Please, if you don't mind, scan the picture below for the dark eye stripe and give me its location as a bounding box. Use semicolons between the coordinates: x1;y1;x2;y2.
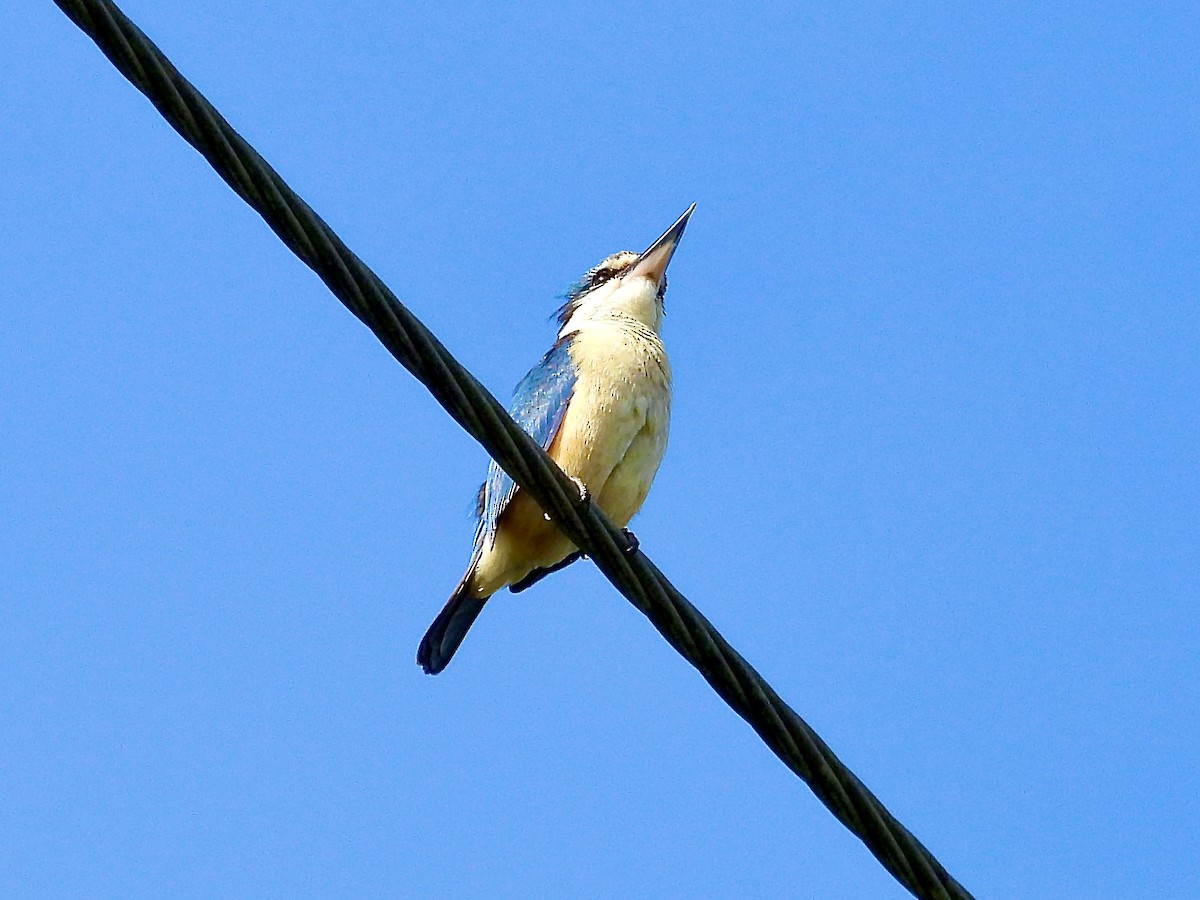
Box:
555;253;637;326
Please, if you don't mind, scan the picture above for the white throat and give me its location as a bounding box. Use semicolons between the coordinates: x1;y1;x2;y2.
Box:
559;274;663;338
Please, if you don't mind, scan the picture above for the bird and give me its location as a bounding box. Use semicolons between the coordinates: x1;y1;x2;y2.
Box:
417;204;695;674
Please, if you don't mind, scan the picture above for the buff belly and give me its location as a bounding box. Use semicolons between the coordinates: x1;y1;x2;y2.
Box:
471;325;670;597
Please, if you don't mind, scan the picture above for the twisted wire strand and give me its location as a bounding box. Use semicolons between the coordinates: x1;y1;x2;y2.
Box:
51;3;974;897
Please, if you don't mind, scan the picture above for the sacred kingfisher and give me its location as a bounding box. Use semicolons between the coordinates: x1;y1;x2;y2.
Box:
417;204;695;674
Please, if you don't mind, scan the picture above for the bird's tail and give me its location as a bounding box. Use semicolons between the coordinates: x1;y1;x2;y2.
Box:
417;572;490;675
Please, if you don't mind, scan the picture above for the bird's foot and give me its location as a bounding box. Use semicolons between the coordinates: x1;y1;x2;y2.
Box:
621;528;640;554
549;475;590;518
543;477;590;522
569;476;590;507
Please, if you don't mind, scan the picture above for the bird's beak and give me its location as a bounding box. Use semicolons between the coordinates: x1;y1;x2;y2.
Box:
628;203;696;287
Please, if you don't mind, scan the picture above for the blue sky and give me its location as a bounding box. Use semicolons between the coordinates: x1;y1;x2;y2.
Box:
4;2;1198;896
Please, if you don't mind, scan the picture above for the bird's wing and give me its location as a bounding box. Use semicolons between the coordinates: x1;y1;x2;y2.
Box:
476;338;577;546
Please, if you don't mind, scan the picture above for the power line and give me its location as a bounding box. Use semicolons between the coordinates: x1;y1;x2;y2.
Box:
50;2;974;897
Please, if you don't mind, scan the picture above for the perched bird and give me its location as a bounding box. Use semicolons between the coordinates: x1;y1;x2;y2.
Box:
417;205;695;674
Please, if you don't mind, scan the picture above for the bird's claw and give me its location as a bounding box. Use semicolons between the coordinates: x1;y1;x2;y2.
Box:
543;477;591;521
569;476;590;507
621;528;640;554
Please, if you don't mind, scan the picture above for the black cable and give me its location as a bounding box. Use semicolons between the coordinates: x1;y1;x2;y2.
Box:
51;3;974;897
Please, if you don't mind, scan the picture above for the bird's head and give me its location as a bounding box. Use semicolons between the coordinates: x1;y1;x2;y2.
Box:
556;204;695;335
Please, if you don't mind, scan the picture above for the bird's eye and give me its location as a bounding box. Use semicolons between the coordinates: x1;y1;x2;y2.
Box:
592;267;614;285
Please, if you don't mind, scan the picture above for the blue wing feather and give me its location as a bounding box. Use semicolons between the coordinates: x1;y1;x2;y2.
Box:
476;338;576;546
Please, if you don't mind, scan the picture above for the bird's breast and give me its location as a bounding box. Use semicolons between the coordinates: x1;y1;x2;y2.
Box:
552;323;671;526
